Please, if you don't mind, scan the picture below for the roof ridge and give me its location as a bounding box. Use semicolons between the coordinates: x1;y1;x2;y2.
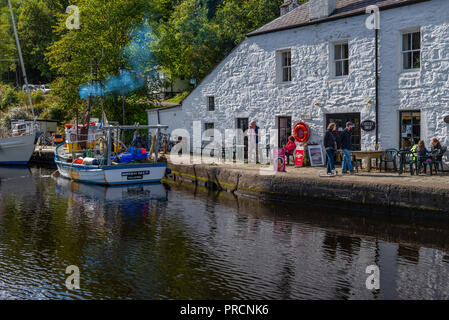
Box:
247;0;430;37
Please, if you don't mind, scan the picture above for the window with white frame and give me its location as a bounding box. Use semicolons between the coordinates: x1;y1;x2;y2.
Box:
333;42;349;77
277;50;292;83
402;30;421;71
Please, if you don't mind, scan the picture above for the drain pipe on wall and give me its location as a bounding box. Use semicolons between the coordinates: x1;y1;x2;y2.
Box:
375;27;379;150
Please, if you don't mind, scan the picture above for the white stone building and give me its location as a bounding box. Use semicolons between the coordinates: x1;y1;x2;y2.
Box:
149;0;449;163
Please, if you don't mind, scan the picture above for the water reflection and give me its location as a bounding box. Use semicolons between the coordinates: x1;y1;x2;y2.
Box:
0;167;449;299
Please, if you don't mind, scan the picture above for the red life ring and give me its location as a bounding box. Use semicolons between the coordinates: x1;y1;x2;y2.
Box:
293;122;310;143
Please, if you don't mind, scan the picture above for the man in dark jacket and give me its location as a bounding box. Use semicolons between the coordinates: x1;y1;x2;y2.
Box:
341;122;355;174
324;123;338;174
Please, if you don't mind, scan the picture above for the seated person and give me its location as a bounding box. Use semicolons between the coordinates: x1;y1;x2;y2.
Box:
401;138;412;150
417;140;432;172
410;138;420;162
284;136;297;157
431;138;443;161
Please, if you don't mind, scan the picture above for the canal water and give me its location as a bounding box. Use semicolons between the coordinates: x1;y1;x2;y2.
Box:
1;166;449;300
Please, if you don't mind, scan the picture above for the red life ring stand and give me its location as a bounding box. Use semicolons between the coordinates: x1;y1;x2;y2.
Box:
293;121;310;143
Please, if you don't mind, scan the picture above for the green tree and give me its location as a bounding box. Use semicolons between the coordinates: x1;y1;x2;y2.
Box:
215;0;285;52
0;2;18;77
17;0;56;83
154;0;286;83
47;0;152;123
155;0;222;81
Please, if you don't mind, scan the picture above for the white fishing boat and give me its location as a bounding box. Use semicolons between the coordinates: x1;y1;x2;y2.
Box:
0;133;35;165
0;1;37;166
55;124;170;185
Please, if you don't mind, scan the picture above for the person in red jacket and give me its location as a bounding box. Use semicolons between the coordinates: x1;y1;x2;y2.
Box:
284;136;297;157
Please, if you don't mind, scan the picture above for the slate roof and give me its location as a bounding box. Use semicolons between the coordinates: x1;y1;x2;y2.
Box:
247;0;430;37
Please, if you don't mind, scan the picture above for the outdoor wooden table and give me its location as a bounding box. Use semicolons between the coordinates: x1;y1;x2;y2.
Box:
350;150;384;172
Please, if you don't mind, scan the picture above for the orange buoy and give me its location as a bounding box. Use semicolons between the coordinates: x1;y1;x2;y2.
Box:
293;121;310;143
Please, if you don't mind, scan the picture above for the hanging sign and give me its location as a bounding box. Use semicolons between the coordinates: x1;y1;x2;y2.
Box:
444;115;449;124
361;120;376;131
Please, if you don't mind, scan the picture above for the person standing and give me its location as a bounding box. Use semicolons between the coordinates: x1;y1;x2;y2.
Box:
431;138;443;161
340;122;355;174
324;123;338;175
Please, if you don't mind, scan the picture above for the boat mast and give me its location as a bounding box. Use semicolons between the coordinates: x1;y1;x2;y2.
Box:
7;0;34;120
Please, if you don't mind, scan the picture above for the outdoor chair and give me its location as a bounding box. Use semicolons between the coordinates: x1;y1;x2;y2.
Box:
379;148;398;172
286;153;294;165
433;146;447;174
397;150;416;175
351;154;362;173
417;155;433;176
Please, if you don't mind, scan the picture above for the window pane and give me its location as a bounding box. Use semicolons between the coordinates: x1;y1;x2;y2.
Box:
343;59;349;75
208;97;215;111
334;44;342;60
403;52;412;69
412;32;420;50
335;61;342;76
412;51;420;69
282;52;291;67
342;43;349;59
402;33;411;51
288;67;292;81
283;67;289;82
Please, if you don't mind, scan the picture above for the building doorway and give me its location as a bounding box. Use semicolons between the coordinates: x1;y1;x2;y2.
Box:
399;111;421;149
325;113;361;150
277;116;292;147
236;118;249;158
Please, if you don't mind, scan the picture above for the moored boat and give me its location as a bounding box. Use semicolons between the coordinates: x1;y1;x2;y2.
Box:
0;133;35;165
55;124;169;185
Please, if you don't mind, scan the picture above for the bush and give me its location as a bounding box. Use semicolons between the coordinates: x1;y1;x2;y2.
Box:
31;90;45;104
0;85;19;110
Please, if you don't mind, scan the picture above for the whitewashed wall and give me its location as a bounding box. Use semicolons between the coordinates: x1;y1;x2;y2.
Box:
379;0;449;149
180;0;449;155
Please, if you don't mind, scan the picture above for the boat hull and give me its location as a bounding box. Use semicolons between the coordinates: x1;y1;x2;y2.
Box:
55;160;168;185
0;134;35;165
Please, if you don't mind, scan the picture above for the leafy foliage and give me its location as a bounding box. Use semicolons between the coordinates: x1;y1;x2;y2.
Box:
0;84;19;110
2;0;288;124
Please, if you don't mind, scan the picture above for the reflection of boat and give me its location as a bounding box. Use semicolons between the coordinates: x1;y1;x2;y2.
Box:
55;177;168;202
0;167;35;196
0;134;35;165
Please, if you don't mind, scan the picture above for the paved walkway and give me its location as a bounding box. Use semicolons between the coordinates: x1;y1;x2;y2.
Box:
166;154;449;190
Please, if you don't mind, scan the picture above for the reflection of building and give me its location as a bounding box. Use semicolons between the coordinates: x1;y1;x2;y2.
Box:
158;0;448;167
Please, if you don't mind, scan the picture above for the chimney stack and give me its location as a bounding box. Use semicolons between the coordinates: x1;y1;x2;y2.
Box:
309;0;336;20
280;0;299;16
